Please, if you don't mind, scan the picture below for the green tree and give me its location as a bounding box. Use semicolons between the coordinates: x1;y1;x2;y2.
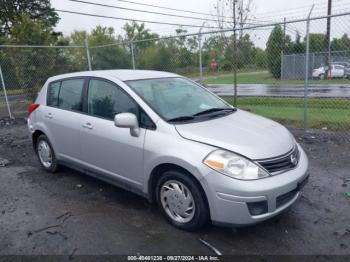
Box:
203;35;225;70
236;34;254;68
292;31;305;54
89;26;130;70
308;34;326;52
65;26;131;70
2;14;62;96
123;22;158;42
266;25;284;78
0;0;59;37
123;22;159;67
331;34;350;53
174;28;197;68
251;47;266;69
139;42;174;71
9;14;56;45
63;30;89;71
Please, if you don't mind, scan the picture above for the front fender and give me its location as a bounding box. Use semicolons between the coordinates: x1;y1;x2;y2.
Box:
142;130;216;194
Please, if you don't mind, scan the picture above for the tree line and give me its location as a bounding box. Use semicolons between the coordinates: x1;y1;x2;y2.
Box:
0;0;349;91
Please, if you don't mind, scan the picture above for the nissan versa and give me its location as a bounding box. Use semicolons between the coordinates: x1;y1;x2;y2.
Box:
27;70;309;230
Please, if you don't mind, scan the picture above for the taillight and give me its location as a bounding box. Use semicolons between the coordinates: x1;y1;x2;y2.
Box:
28;104;39;116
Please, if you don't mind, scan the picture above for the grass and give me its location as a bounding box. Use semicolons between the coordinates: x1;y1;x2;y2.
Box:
205;71;350;85
1;92;349;132
184;68;263;79
0;87;37;97
224;97;350;131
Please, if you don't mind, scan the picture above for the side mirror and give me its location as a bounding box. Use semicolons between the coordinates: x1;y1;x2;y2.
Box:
114;113;140;137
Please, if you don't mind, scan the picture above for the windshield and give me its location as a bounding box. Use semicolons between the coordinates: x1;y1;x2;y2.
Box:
126;77;232;122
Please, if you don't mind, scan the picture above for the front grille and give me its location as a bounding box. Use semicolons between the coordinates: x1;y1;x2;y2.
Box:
256;146;299;174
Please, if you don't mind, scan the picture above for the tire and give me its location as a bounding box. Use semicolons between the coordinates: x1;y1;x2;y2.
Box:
156;170;209;230
36;134;59;173
319;74;325;80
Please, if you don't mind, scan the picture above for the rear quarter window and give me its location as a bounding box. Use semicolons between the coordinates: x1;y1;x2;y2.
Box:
47;82;61;106
58;79;85;111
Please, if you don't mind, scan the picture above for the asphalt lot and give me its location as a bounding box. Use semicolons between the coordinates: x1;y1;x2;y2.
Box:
0;118;349;256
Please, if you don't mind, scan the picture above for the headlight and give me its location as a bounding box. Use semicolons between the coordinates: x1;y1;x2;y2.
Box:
203;149;269;180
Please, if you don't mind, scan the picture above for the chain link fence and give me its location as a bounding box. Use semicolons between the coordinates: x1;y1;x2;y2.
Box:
0;45;89;116
1;12;349;140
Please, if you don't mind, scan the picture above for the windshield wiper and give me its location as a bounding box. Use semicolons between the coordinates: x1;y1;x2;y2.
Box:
167;116;195;123
193;107;236;116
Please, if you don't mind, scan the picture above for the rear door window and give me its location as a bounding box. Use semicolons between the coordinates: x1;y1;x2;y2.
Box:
87;79;139;119
87;79;155;129
58;79;85;112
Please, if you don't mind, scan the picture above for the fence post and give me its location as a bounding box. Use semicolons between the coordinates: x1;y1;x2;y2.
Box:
233;31;238;107
0;65;14;119
84;39;92;71
304;5;314;131
198;35;203;83
131;41;135;70
198;23;205;83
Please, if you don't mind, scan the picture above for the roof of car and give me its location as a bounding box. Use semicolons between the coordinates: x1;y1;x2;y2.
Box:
47;70;180;82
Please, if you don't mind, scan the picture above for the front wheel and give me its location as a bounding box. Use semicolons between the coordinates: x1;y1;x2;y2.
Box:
156;170;209;230
319;73;325;80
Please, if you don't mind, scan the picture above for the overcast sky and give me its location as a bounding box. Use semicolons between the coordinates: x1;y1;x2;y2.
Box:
51;0;350;48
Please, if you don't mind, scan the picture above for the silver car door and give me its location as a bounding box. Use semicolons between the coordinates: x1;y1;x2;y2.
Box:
44;78;85;161
80;78;148;187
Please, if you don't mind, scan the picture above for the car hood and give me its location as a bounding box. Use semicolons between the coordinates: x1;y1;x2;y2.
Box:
175;109;295;159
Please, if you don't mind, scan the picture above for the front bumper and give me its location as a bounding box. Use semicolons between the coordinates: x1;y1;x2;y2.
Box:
200;144;309;226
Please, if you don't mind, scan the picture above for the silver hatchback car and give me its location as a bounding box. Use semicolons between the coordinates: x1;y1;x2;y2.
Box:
28;70;309;230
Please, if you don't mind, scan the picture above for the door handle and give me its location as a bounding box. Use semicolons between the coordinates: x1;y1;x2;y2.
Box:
45;113;53;119
82;122;93;129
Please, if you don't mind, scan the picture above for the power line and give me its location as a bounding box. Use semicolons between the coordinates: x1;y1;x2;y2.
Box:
255;6;350;24
56;9;224;29
67;0;350;34
111;0;232;20
251;0;348;18
112;0;348;21
68;0;232;23
246;1;350;25
253;2;349;20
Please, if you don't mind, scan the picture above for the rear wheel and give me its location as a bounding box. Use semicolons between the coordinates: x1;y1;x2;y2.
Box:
319;73;325;80
36;134;59;173
156;170;209;230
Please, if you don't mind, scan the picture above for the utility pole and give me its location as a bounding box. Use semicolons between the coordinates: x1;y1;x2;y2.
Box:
239;0;243;40
233;0;238;107
281;17;286;80
325;0;332;79
283;17;286;53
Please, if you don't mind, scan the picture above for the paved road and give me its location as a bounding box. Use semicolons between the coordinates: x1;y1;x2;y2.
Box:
1;120;350;255
207;84;350;97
